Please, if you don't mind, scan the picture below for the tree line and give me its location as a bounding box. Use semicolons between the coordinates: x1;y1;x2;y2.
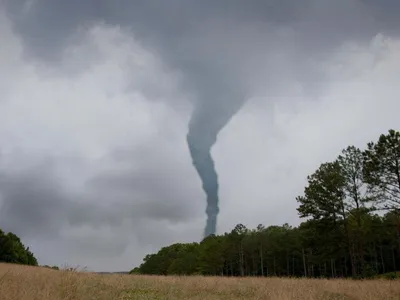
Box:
0;229;38;266
131;129;400;278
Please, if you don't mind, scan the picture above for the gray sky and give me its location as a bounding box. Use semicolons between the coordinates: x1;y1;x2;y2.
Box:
0;0;400;271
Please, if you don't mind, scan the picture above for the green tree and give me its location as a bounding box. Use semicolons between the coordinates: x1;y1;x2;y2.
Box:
167;243;199;275
296;161;357;276
197;235;226;275
0;229;38;266
296;161;346;222
129;267;140;274
132;129;400;279
337;145;374;275
363;129;400;211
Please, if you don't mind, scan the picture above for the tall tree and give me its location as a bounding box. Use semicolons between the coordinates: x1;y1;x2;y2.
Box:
256;224;265;276
197;235;226;275
337;145;373;275
296;161;346;222
338;146;372;213
296;161;357;276
231;224;248;276
363;129;400;211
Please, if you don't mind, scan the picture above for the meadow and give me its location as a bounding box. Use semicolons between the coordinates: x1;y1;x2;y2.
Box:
0;263;399;300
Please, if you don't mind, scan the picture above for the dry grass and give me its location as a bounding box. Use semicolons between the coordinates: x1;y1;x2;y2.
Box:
0;263;399;300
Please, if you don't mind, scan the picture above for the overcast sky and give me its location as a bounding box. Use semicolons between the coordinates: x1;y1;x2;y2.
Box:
0;0;399;272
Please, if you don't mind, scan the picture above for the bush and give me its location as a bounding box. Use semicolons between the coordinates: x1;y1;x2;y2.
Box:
382;272;400;280
0;229;38;266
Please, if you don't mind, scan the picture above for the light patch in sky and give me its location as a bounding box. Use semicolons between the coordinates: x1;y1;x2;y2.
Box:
0;4;400;271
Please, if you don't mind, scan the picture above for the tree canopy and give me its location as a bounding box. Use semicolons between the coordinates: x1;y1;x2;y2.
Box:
132;129;400;279
0;229;38;266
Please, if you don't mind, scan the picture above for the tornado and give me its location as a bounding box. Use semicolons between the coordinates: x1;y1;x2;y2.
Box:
187;97;245;238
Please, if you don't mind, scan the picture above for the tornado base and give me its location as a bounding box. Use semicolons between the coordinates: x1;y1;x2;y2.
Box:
204;214;217;238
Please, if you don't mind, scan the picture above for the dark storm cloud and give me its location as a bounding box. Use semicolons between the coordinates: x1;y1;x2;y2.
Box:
0;148;198;240
0;167;70;238
84;144;201;224
1;1;397;134
2;0;400;270
5;1;400;83
6;1;400;49
4;0;400;114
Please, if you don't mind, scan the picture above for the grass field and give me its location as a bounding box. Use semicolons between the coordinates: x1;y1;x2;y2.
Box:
0;263;399;300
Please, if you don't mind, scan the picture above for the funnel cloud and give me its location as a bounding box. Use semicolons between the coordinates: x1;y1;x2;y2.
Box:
1;0;400;272
188;97;246;236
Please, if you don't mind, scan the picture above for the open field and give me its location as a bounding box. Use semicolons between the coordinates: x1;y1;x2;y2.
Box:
0;263;399;300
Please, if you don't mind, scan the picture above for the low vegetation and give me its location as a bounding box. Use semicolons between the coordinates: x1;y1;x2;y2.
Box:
0;263;399;300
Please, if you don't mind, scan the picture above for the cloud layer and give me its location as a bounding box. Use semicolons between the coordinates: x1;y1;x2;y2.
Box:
0;1;400;271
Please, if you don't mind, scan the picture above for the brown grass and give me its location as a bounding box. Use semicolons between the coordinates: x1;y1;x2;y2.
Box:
0;263;399;300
